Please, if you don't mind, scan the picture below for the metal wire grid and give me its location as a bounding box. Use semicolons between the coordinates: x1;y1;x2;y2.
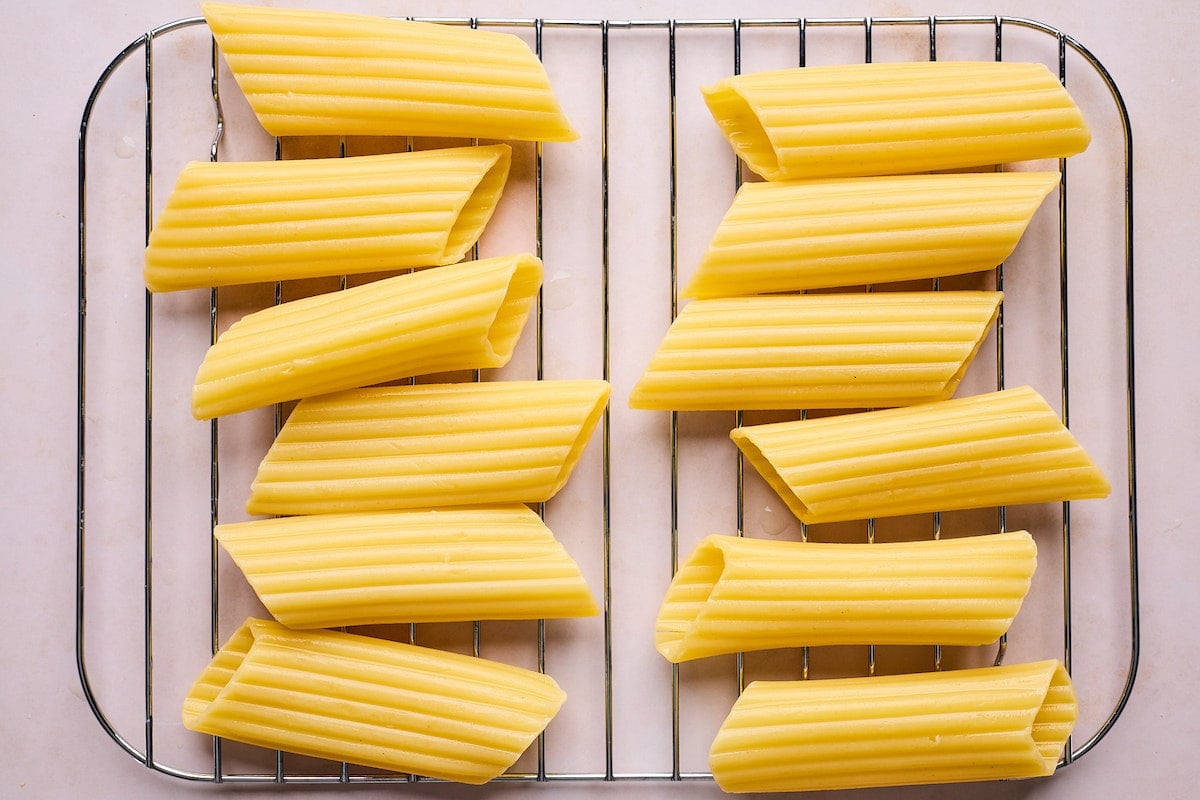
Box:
76;13;1139;786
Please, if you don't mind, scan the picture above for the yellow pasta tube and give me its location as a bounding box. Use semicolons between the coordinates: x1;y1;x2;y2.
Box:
703;61;1089;180
191;253;542;420
183;619;565;783
731;385;1111;524
710;660;1076;792
247;379;611;515
683;172;1059;298
204;2;578;141
216;505;599;628
629;291;1001;411
656;531;1035;662
145;145;511;292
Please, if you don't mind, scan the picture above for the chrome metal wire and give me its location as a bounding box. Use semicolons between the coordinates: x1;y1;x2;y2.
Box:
77;13;1139;784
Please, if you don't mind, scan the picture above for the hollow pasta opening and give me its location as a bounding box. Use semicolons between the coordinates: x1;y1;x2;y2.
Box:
940;294;1003;401
1032;661;1078;773
547;382;613;497
481;254;543;366
655;537;727;662
729;429;814;524
702;83;781;180
181;622;255;728
441;145;513;263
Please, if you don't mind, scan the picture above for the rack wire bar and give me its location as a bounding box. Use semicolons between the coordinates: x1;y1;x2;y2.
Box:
992;15;1012;672
666;17;682;782
1056;29;1077;764
599;18;616;783
141;26;156;772
730;16;747;703
78;13;1138;786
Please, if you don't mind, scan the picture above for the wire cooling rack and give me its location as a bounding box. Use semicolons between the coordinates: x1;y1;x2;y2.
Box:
77;12;1138;788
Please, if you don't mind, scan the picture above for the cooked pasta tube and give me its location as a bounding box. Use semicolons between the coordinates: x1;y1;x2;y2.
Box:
703;61;1089;180
247;379;611;515
731;385;1111;524
629;291;1000;411
683;172;1059;298
204;2;577;141
710;660;1076;793
656;531;1035;662
191;253;542;420
145;145;511;292
216;505;599;628
183;619;565;784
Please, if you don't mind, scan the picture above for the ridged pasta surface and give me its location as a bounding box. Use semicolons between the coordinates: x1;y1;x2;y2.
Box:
630;291;1000;410
204;2;578;141
182;619;565;784
703;61;1089;180
217;505;598;628
710;660;1076;792
248;379;611;515
192;253;542;419
656;531;1036;662
145;145;511;292
731;385;1111;524
684;172;1058;297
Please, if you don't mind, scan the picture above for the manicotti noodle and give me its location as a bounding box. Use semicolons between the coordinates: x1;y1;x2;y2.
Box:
682;172;1059;298
703;61;1089;181
247;379;611;515
731;385;1111;524
204;2;578;141
655;531;1036;663
191;253;542;419
145;145;512;292
709;660;1076;793
629;291;1001;411
216;505;598;629
183;619;565;784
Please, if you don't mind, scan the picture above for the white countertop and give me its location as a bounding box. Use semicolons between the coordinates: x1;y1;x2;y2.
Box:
4;0;1198;798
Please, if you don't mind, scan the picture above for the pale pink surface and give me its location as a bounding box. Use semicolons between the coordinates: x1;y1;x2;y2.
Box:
3;1;1197;798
